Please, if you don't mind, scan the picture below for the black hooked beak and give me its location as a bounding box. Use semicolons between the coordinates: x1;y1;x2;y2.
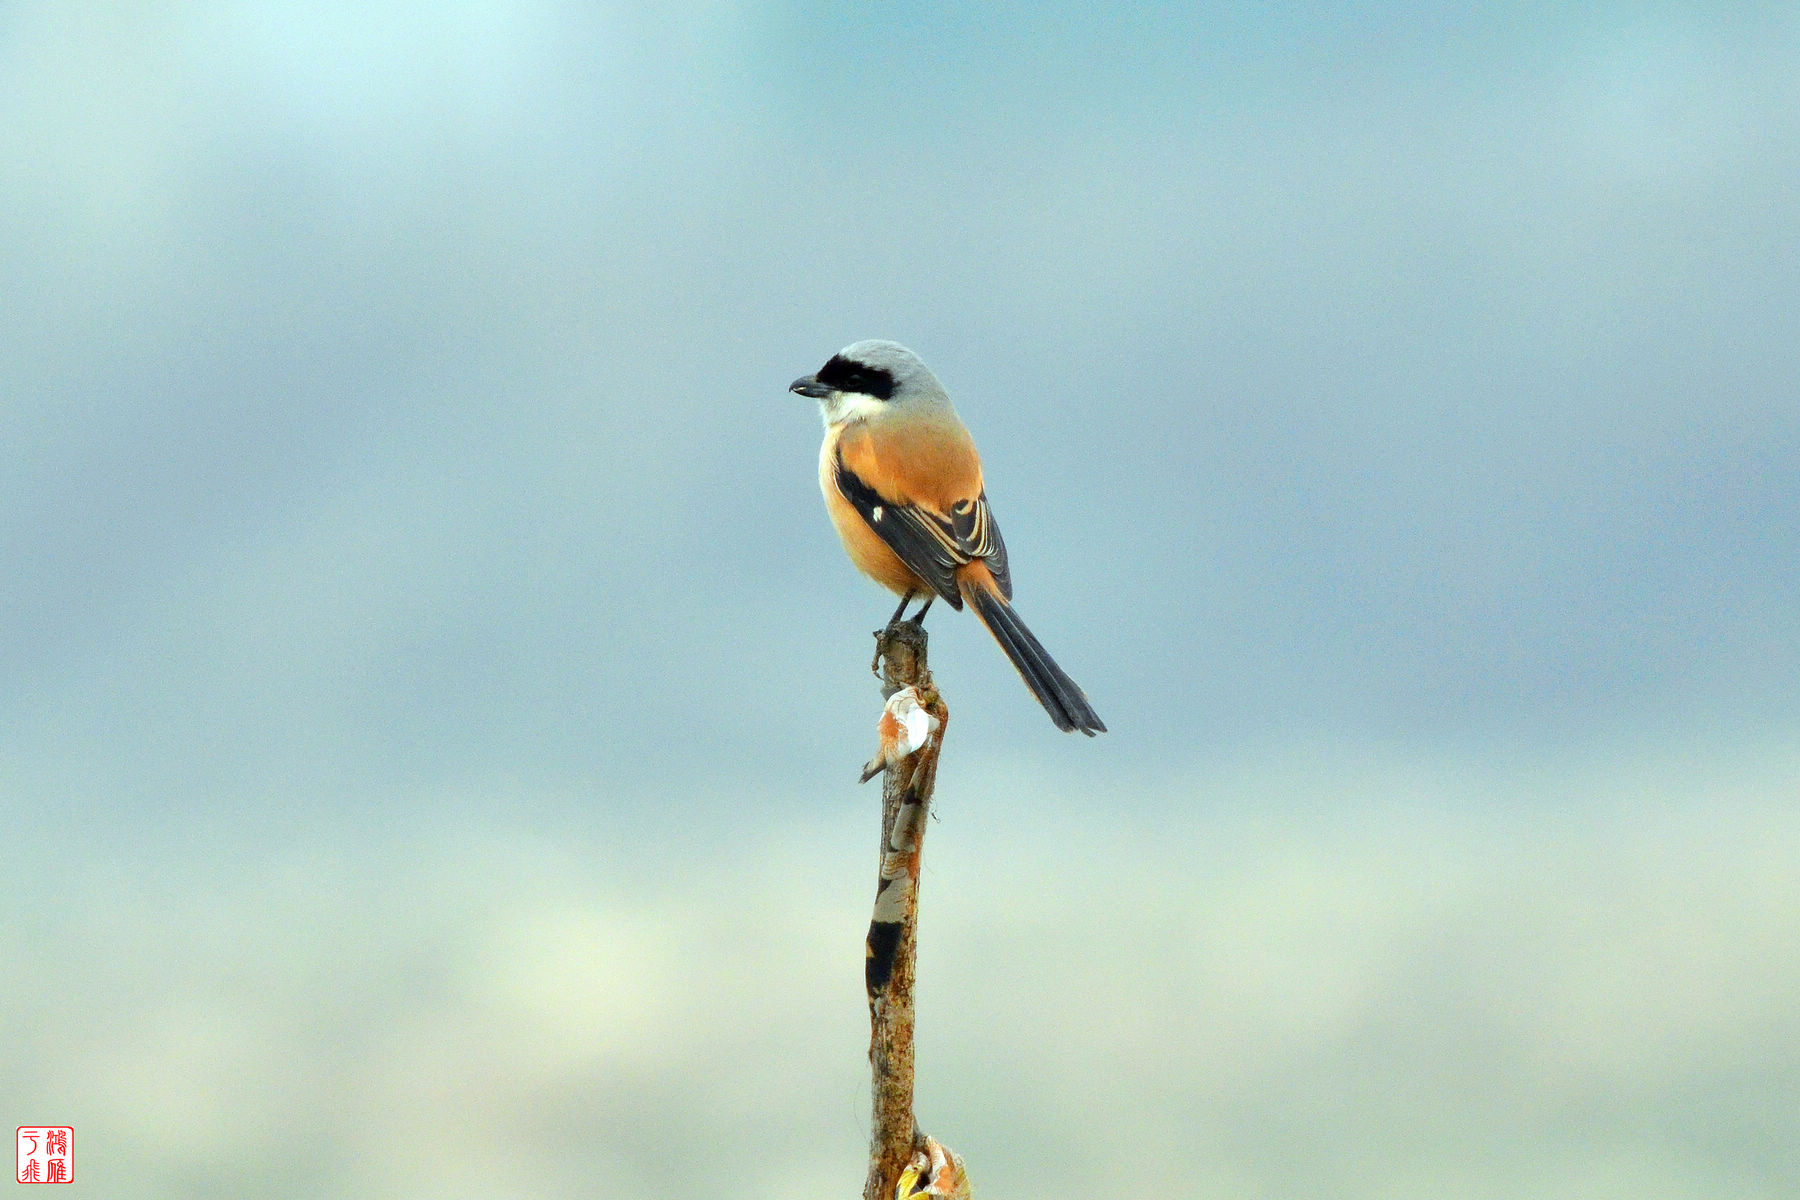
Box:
789;374;833;399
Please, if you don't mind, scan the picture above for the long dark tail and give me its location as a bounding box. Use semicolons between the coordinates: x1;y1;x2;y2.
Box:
961;573;1106;736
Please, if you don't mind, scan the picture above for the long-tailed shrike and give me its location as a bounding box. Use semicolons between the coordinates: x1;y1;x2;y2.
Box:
791;340;1105;735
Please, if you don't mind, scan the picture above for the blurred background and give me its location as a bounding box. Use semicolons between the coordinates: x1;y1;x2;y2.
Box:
3;3;1798;1196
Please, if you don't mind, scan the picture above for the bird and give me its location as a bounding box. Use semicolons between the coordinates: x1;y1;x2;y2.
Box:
790;340;1105;735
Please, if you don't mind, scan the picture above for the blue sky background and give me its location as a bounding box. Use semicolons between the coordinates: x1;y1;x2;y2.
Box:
3;3;1798;1196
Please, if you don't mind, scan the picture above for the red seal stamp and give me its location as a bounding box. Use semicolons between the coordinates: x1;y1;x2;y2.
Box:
16;1128;72;1184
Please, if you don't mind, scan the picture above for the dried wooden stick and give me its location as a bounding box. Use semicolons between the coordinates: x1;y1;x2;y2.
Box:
860;620;968;1199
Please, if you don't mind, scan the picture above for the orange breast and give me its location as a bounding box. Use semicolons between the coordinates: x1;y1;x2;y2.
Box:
820;435;929;596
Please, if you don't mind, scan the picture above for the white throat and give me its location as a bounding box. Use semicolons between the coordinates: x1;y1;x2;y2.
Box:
817;390;890;428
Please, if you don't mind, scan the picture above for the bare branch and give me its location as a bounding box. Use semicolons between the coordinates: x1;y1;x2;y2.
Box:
860;620;968;1199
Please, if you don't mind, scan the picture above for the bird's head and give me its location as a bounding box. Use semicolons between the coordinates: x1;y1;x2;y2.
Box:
790;340;947;426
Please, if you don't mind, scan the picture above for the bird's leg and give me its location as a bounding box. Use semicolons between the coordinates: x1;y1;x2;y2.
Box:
908;595;934;627
873;592;917;675
885;592;915;629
